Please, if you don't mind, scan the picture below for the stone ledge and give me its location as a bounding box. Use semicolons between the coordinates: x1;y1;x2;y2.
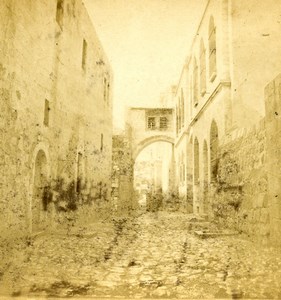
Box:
194;230;239;239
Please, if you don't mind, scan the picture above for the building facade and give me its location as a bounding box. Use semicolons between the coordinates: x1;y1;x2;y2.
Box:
173;0;281;244
0;0;113;237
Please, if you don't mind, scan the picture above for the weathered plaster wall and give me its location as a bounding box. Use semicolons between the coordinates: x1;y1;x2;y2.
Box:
0;0;113;238
264;74;281;246
231;0;281;128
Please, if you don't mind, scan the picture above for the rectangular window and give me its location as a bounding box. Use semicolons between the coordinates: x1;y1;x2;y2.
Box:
56;0;64;28
103;78;107;102
82;39;87;70
193;62;199;107
200;46;206;95
107;81;110;104
147;117;156;130
159;117;168;129
76;152;83;193
100;133;103;151
103;76;110;104
44;99;50;126
209;27;217;80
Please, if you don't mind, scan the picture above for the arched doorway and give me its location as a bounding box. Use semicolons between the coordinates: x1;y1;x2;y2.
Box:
203;140;208;213
32;149;48;232
193;137;200;213
210;120;219;182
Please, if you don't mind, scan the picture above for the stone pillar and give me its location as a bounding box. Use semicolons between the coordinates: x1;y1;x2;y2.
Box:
169;144;176;193
264;74;281;246
220;0;231;83
220;0;232;134
185;138;193;213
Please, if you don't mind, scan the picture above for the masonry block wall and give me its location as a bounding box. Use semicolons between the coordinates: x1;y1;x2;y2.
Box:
212;123;268;243
210;73;281;246
0;0;113;237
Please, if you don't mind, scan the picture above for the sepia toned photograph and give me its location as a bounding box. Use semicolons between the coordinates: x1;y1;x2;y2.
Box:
1;0;281;299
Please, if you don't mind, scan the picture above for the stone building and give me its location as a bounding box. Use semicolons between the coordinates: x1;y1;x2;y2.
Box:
0;0;113;237
113;106;175;211
173;0;281;244
126;107;174;161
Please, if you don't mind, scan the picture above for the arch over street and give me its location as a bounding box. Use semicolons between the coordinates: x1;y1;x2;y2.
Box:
132;134;174;161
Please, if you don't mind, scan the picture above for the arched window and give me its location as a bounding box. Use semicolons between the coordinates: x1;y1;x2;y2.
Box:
200;39;206;95
56;0;64;28
189;76;193;116
209;16;217;81
194;138;199;185
181;88;185;127
210;120;218;182
193;58;199;106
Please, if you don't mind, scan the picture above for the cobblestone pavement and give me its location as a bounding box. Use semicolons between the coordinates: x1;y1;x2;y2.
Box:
1;212;281;299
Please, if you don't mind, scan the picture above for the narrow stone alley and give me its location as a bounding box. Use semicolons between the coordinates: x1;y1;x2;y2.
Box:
1;212;281;299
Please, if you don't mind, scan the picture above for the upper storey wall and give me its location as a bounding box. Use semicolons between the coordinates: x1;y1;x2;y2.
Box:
230;0;281;128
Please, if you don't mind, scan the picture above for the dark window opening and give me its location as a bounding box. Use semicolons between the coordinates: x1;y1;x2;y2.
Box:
193;58;199;106
76;152;83;194
103;78;108;102
147;117;156;130
100;133;104;151
200;39;207;95
209;16;217;80
82;39;87;70
107;83;110;104
44;99;50;126
56;0;64;28
160;117;168;129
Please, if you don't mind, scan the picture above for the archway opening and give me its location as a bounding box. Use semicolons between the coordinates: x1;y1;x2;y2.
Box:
193;138;200;214
194;138;199;185
210;120;219;182
203;140;208;213
134;141;174;212
32;149;48;232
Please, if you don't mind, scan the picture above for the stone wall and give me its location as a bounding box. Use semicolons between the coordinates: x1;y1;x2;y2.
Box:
0;0;113;239
210;73;281;246
264;74;281;246
211;121;268;244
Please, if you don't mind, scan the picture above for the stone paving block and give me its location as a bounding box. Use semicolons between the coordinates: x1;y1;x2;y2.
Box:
1;212;281;298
